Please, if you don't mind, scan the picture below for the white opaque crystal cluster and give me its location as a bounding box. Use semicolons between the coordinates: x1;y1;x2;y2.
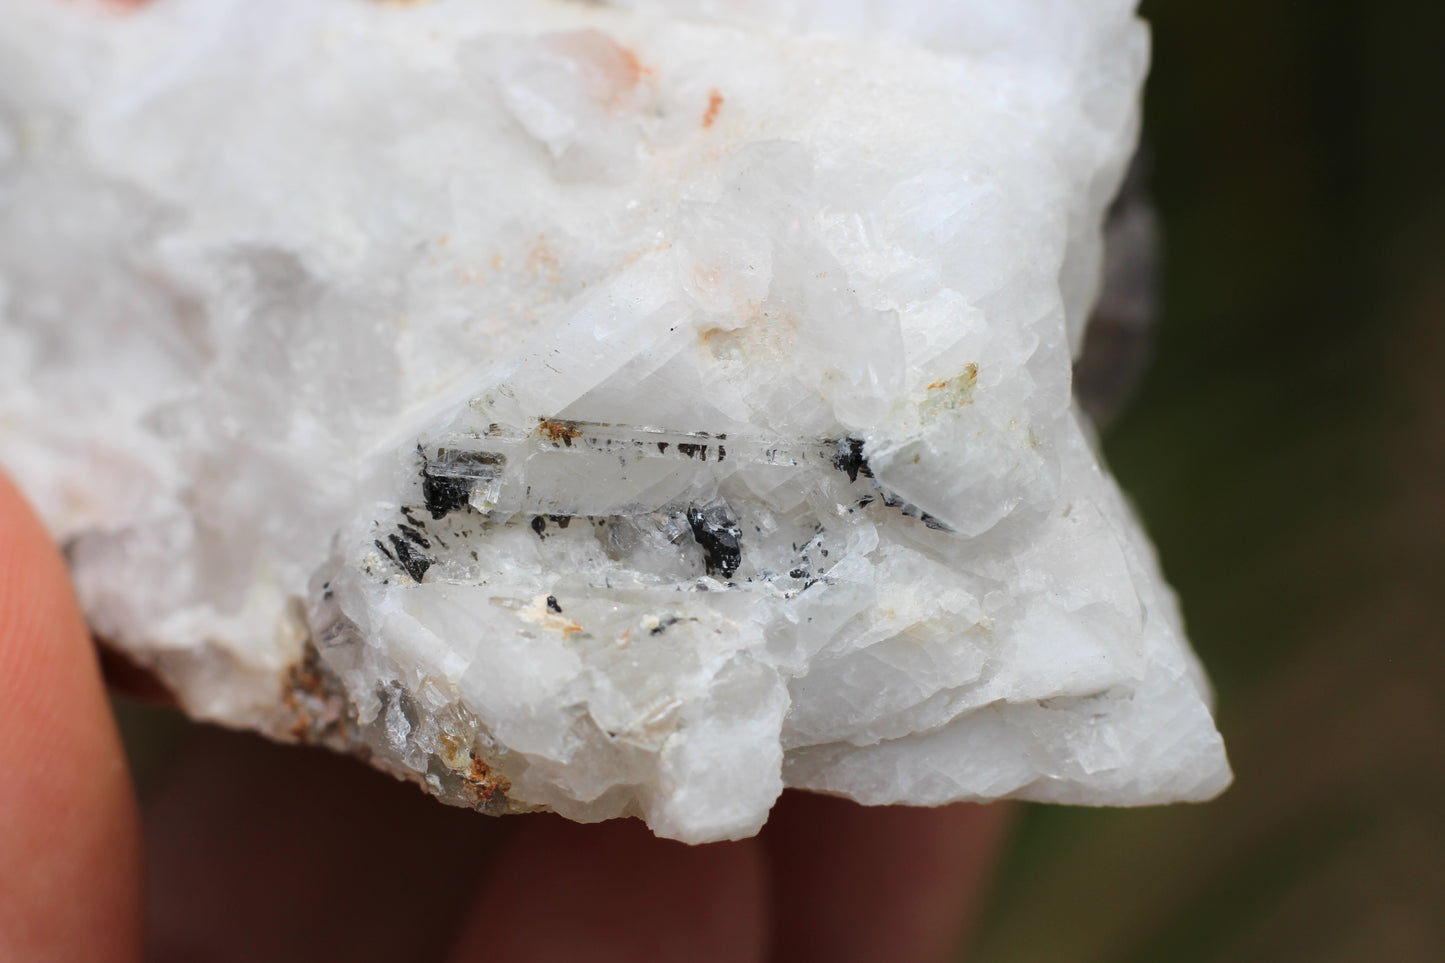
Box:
0;0;1229;842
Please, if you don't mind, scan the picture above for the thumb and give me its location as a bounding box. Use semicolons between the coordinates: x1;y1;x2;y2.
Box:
0;471;142;963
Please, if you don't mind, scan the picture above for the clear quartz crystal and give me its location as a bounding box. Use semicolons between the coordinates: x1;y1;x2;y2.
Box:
0;0;1229;842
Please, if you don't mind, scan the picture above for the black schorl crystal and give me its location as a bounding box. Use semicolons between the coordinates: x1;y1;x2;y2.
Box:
419;448;506;520
832;437;873;484
387;533;433;583
686;504;743;579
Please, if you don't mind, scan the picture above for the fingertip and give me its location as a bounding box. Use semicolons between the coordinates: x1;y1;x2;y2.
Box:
762;792;1012;963
0;472;142;962
450;815;768;963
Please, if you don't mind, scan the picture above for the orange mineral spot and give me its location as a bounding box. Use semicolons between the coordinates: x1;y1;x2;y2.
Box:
702;89;724;128
548;31;650;112
464;754;511;802
538;419;583;446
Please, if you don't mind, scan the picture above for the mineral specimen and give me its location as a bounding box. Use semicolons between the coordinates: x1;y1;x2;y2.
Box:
0;0;1230;842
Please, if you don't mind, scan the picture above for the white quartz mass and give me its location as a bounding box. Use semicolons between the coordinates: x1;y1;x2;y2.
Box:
0;0;1230;842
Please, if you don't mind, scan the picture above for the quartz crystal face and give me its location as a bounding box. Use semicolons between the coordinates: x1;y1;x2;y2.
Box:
0;0;1230;842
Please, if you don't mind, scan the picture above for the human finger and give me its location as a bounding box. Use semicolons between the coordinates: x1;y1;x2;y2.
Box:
143;725;506;963
449;815;768;963
0;471;143;963
761;792;1011;963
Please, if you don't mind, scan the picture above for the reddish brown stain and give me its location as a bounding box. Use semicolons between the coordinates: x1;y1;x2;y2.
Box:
538;419;583;445
279;641;355;746
465;754;511;801
702;89;724;128
282;655;325;741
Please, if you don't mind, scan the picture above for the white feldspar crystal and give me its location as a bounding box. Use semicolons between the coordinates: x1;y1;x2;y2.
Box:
0;0;1230;841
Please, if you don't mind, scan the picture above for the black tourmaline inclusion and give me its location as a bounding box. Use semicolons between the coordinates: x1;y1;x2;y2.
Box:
686;504;743;579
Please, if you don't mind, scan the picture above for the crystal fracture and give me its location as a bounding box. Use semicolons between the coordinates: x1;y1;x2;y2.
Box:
0;0;1230;842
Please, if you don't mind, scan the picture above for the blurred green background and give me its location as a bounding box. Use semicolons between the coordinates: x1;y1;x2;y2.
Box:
971;0;1445;959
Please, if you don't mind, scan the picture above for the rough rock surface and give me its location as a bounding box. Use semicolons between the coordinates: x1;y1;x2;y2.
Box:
0;0;1229;842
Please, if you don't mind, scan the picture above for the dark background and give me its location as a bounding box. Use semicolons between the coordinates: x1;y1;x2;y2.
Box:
971;0;1445;959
